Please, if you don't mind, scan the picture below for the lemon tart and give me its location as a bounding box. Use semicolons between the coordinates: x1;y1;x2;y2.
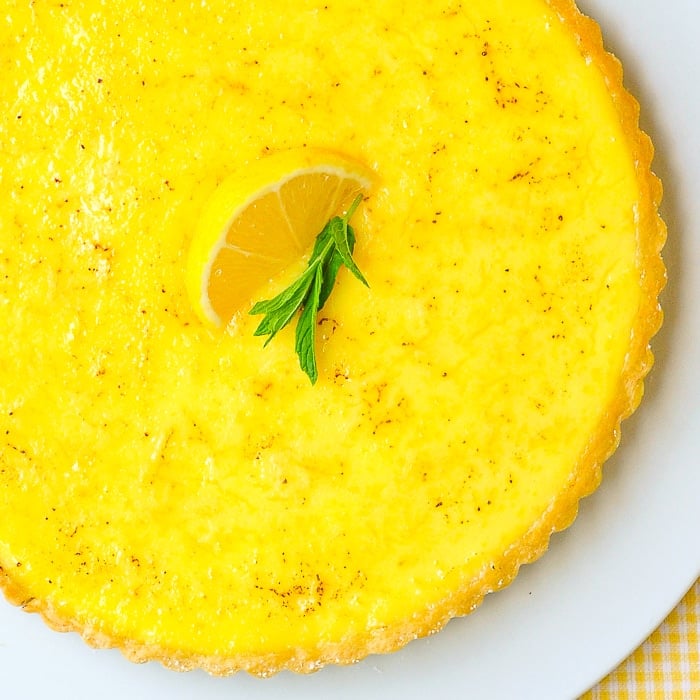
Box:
0;0;665;676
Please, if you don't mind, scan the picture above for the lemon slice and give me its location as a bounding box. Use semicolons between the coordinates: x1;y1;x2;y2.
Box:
186;148;374;327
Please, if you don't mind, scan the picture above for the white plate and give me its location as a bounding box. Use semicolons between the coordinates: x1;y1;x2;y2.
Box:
1;1;698;697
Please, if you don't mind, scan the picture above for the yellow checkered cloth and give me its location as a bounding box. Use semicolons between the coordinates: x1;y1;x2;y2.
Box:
582;578;700;699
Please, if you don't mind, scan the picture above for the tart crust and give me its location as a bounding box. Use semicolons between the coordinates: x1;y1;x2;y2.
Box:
0;0;666;676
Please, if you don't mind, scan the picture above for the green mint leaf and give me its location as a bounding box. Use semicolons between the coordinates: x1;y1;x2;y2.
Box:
294;266;323;384
309;220;335;260
251;267;316;343
318;226;355;310
331;218;368;288
250;264;315;317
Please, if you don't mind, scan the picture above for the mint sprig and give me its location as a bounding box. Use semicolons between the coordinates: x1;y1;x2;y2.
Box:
249;194;368;384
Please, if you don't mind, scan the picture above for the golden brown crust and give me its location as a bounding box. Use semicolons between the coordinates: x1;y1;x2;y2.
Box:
0;0;666;676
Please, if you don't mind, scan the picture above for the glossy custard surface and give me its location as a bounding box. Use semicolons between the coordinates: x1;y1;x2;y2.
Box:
0;0;645;664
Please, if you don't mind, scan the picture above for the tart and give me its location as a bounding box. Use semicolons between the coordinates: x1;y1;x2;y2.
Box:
0;0;665;676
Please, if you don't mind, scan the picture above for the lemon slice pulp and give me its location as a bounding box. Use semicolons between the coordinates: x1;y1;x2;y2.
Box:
186;148;374;327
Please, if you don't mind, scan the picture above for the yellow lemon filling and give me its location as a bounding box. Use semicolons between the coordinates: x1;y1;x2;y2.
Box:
0;0;664;675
